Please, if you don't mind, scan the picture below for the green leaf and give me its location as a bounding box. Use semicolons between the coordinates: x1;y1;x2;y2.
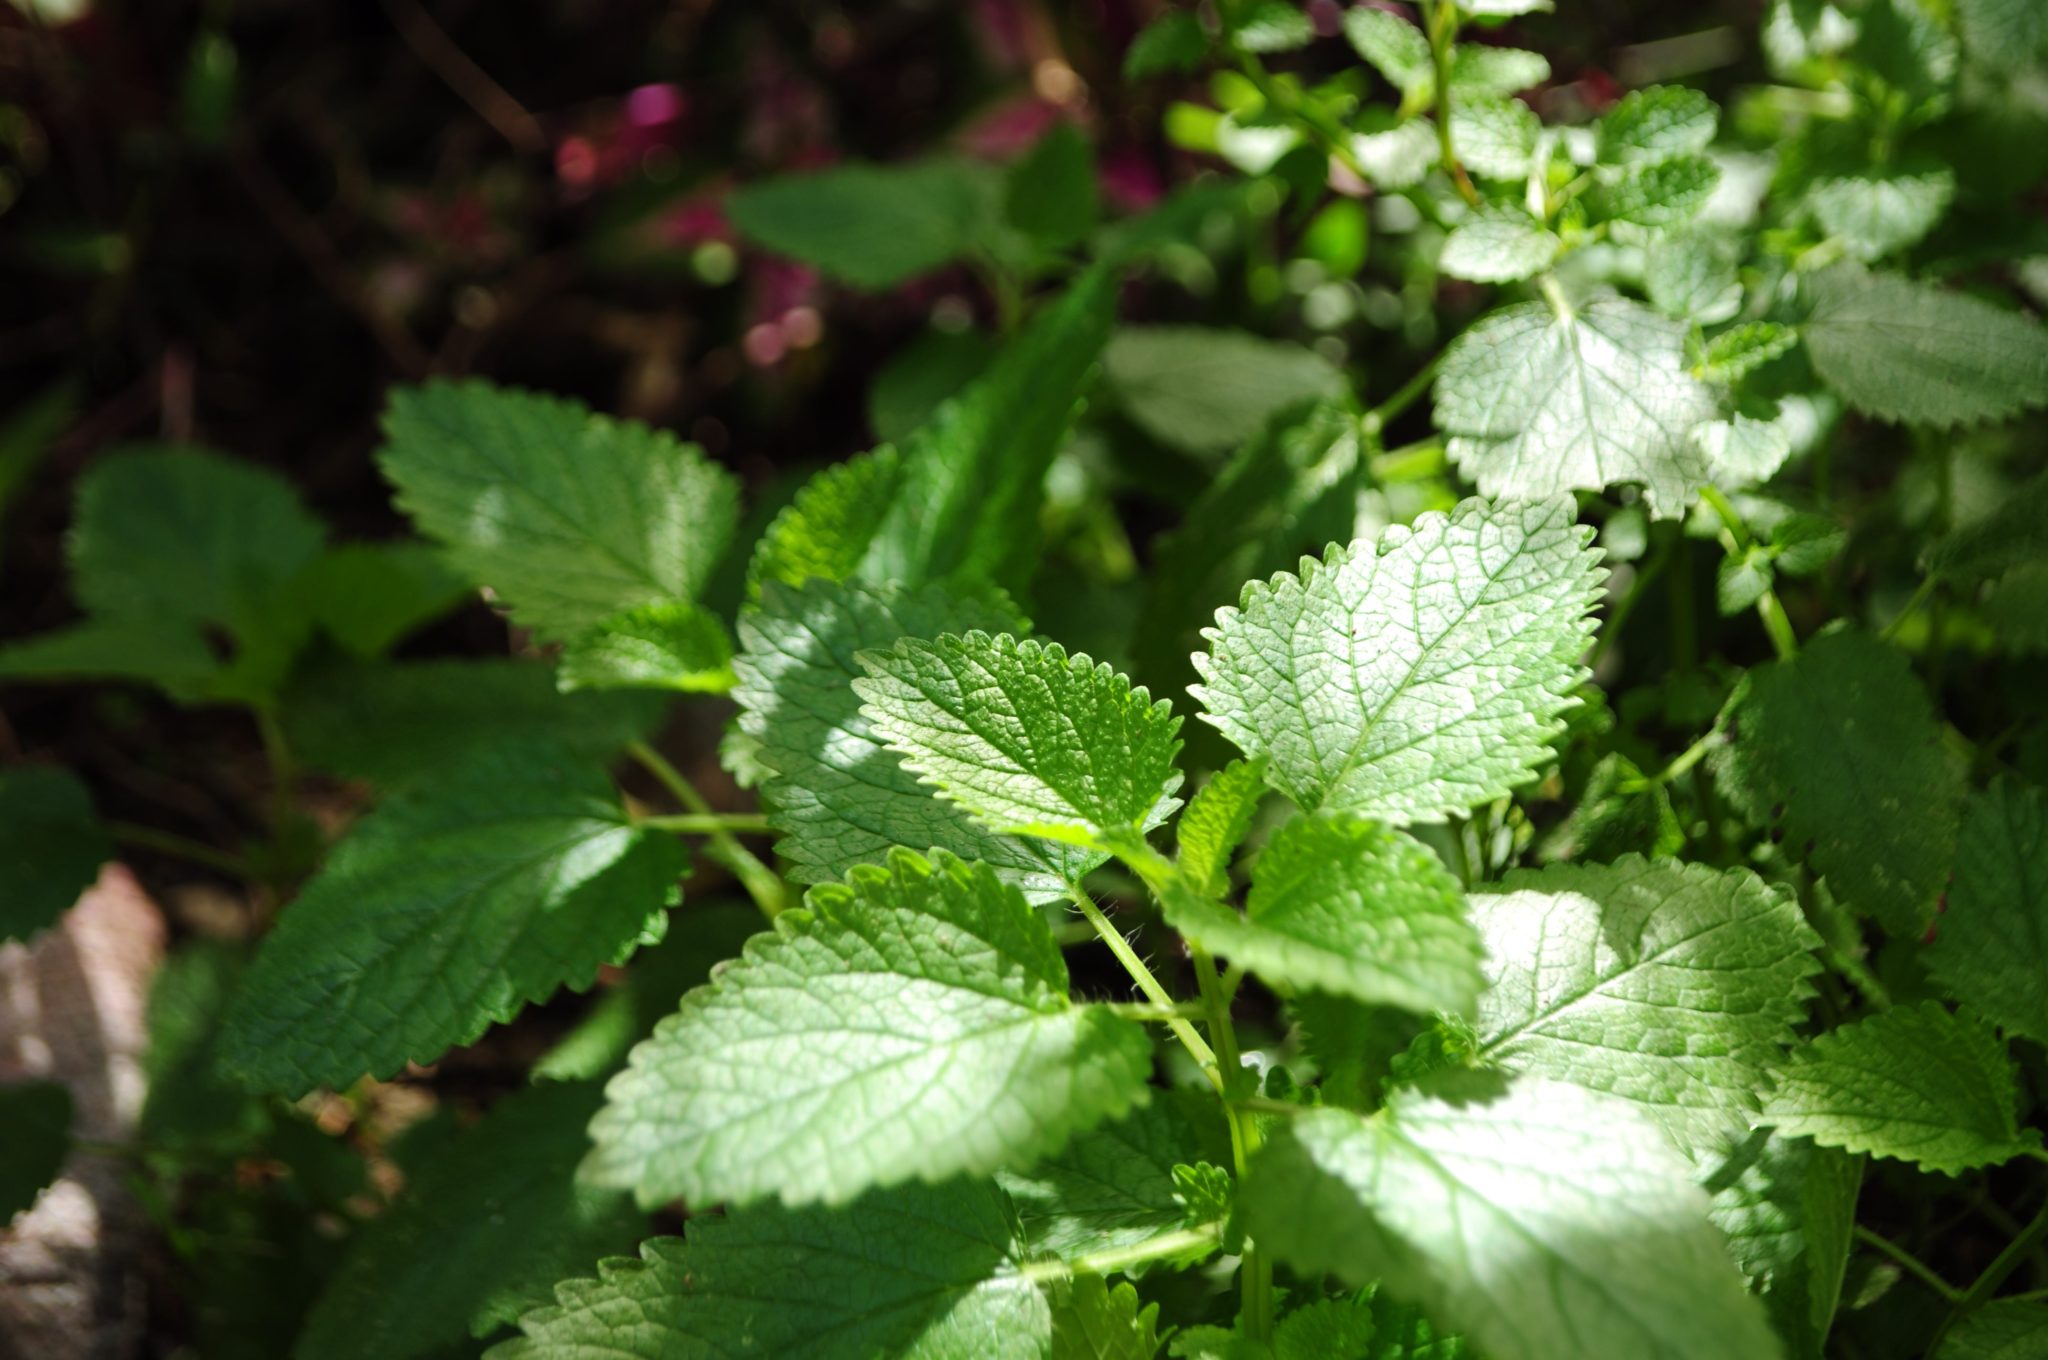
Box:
0;617;223;696
752;269;1114;601
1447;97;1539;179
556;600;735;693
1935;1300;2048;1360
726;158;992;288
1192;495;1603;823
1470;858;1822;1160
1345;8;1431;95
1007;122;1100;250
1926;467;2048;582
1462;0;1551;15
1806;166;1955;261
493;1179;1052;1360
1801;264;2048;427
285;657;664;788
71;443;325;641
1349;117;1440;189
295;1082;643;1360
582;848;1152;1208
1699;322;1799;384
380;380;741;641
1450;46;1551;99
1853;0;1957;115
868;329;998;445
64;445;325;699
1103;326;1347;458
997;1095;1227;1262
1243;1073;1778;1360
220;745;685;1094
1051;1276;1166;1360
1135;402;1365;712
139;941;268;1152
1274;1297;1378;1360
1926;782;2048;1046
1697;413;1796;491
1647;228;1745;325
1718;546;1776;616
1761;1003;2039;1175
734;578;1098;900
297;542;471;657
1434;297;1720;516
1983;564;2048;654
1536;752;1684;864
1302;198;1370;275
1955;0;2048;71
1174;758;1267;898
1590;154;1720;228
0;1081;70;1224
1162;812;1483;1017
1596;85;1719;163
1125;11;1210;78
1438;207;1560;283
1710;628;1963;935
1706;1131;1861;1359
533;901;761;1084
0;766;110;943
1236;1;1314;53
853;632;1184;846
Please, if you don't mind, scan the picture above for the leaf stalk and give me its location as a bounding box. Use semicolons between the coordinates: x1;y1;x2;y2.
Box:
627;740;788;918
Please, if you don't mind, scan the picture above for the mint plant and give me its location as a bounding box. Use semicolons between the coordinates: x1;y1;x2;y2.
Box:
7;1;2048;1358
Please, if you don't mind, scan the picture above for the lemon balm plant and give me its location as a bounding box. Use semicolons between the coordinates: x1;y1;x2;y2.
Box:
6;1;2048;1357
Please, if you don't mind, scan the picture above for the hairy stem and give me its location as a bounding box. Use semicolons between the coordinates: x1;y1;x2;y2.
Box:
107;821;253;879
627;740;787;918
1419;0;1481;205
1192;945;1273;1344
1017;1223;1224;1283
1934;1197;2048;1347
1068;888;1219;1078
638;811;775;834
1855;1227;1963;1303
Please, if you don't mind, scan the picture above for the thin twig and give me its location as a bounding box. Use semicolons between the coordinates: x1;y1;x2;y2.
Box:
377;0;547;154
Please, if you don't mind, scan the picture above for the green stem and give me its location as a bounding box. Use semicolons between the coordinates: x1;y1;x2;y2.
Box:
1700;484;1798;659
254;706;297;834
1370;437;1446;483
1757;592;1800;661
1590;530;1675;670
1103;1000;1210;1022
1233;52;1373;185
627;740;787;918
1539;273;1575;323
107;821;253;878
1855;1227;1963;1303
1068;888;1219;1078
1803;884;1891;1010
1649;727;1717;787
1934;1198;2048;1348
1418;0;1480;206
1883;576;1940;642
1363;353;1446;440
1192;945;1272;1344
638;812;775;835
1018;1223;1224;1283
